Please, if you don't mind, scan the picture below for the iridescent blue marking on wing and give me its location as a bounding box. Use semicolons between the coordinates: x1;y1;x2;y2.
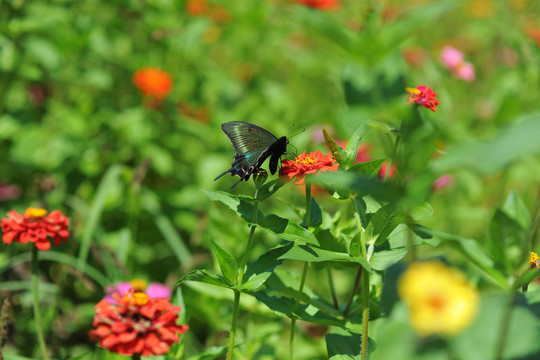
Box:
214;121;289;188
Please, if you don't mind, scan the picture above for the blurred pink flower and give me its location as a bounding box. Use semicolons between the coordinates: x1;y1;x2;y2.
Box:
440;46;475;82
433;174;455;192
377;162;396;180
0;184;21;201
104;280;172;304
440;46;464;69
455;62;475;82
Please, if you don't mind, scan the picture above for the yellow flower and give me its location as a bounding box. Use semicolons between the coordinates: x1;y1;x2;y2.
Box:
398;261;479;336
529;252;540;268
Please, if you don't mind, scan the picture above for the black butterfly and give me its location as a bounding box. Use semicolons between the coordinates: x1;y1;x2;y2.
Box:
214;121;289;188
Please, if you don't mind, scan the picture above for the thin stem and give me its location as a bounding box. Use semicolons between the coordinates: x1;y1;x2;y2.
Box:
349;196;370;358
383;123;402;181
227;290;241;360
360;270;370;360
32;247;50;360
289;262;309;360
327;267;339;309
227;187;260;360
343;266;362;318
289;183;312;360
494;293;516;360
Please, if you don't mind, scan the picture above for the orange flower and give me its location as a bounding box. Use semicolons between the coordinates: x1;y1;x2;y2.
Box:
406;85;440;112
279;151;338;185
89;290;188;356
133;67;173;102
295;0;339;10
185;0;209;16
1;208;69;251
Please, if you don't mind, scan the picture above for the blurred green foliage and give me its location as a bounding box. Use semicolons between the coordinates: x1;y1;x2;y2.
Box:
1;0;540;358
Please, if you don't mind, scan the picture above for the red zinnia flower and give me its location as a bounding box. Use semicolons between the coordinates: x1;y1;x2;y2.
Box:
406;85;440;112
1;208;69;251
133;67;173;104
279;151;338;185
89;290;188;356
295;0;339;10
377;161;396;180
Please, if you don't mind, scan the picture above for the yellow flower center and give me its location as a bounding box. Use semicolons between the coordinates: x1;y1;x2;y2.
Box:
299;156;316;166
130;278;147;292
406;87;421;96
529;252;540;266
133;292;149;306
24;208;48;219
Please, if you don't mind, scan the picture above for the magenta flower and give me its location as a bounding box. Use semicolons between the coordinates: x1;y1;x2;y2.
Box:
440;46;475;82
104;280;172;304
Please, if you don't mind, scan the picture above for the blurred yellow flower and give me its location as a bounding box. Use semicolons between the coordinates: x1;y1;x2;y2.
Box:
398;261;479;336
529;251;540;268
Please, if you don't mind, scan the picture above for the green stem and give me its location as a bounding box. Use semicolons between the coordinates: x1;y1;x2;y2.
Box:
32;247;50;360
494;293;516;360
227;187;260;360
349;196;370;358
327;267;339;309
343;266;362;318
361;271;370;360
289;182;312;360
227;290;241;360
132;354;141;360
289;262;309;360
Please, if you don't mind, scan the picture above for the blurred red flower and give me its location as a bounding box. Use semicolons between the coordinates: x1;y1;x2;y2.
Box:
280;151;338;185
406;85;440;112
133;67;173;106
377;161;396;180
185;0;209;15
90;290;188;356
1;208;69;251
295;0;339;10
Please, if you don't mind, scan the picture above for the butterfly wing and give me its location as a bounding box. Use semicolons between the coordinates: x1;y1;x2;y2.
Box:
215;121;285;188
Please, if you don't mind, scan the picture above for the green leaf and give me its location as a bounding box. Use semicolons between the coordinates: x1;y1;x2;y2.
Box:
258;214;319;245
326;327;363;360
513;267;540;290
318;171;401;202
176;269;231;289
409;202;433;221
450;294;540;360
278;244;372;272
370;248;408;271
501;190;531;230
209;240;238;285
343;123;367;168
302;197;322;228
349;160;385;178
432;113;540;175
364;204;403;246
142;190;192;265
257;179;285;201
203;189;263;223
253;292;342;326
323;128;346;165
185;346;228;360
243;244;292;291
78;164;124;272
421;227;509;290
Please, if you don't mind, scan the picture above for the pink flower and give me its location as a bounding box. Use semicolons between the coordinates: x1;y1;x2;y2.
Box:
104;280;172;304
455;62;475;82
433;174;455;192
440;46;464;69
440;46;475;82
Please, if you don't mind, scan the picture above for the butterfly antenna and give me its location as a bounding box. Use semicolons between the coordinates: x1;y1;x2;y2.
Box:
287;143;298;157
288;127;305;140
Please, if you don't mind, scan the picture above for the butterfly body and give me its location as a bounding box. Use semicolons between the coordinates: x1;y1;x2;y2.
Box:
215;121;289;188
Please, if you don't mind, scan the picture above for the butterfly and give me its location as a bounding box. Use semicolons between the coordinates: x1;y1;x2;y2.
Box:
214;121;289;188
